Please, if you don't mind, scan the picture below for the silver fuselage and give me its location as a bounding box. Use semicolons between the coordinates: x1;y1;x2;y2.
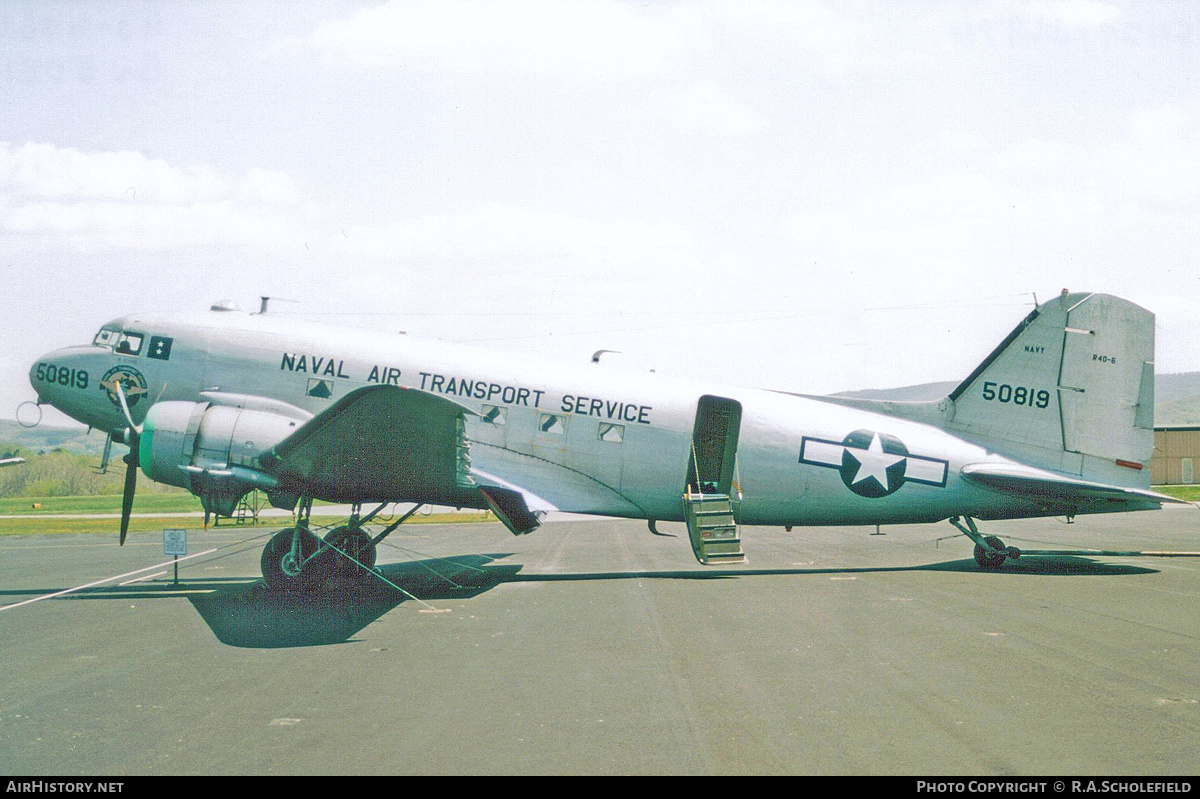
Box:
30;310;1068;526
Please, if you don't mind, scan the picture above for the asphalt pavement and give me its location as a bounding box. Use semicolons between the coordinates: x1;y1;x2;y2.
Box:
2;507;1198;775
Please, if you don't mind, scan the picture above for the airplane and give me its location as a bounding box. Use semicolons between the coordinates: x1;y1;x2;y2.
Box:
26;290;1185;591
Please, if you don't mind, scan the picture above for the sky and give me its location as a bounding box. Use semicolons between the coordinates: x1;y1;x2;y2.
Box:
3;0;1199;427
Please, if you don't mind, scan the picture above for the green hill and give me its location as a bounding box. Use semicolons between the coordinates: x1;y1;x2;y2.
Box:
0;419;108;457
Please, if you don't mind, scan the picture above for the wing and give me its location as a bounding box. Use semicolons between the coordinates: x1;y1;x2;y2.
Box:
961;462;1187;512
258;384;641;535
261;384;479;505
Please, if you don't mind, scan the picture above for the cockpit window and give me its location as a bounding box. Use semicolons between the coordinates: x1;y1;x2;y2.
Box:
93;328;146;355
114;332;144;355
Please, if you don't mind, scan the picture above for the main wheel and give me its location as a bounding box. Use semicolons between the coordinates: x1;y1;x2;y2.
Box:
324;524;377;581
973;535;1008;570
261;526;324;591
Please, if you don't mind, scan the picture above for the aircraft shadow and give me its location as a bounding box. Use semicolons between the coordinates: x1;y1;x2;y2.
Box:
1;553;1156;649
503;555;1158;583
913;556;1158;577
185;553;1156;648
185;554;520;648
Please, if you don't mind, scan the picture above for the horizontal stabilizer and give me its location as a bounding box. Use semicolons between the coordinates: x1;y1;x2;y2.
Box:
961;463;1188;507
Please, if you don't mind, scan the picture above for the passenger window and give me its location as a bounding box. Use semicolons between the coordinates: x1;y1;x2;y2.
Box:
481;405;507;426
598;423;624;443
538;413;566;435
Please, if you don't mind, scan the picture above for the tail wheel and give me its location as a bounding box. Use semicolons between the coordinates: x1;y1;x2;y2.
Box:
324;524;377;581
973;535;1009;570
261;526;324;591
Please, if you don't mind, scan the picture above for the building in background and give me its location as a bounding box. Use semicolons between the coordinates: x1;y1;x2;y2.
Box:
1152;427;1200;485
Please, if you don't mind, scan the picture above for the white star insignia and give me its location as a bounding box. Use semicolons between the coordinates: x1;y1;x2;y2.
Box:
848;433;906;490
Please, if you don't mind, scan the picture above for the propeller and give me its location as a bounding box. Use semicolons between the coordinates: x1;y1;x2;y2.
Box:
113;382;141;546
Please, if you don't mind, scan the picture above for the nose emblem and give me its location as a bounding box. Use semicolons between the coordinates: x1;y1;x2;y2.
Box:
100;365;149;409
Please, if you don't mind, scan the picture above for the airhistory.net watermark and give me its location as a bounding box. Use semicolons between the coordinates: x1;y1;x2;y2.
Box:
6;783;123;794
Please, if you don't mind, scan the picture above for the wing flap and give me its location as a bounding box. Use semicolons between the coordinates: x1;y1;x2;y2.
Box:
477;485;543;535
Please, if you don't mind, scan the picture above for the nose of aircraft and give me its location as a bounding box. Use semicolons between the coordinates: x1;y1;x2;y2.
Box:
31;347;84;399
29;345;110;426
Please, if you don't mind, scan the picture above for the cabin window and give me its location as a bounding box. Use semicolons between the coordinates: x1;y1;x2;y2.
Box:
114;332;144;355
598;423;624;443
481;405;507;426
538;412;566;435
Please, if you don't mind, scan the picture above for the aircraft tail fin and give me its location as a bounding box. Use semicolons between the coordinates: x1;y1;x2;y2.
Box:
943;291;1156;488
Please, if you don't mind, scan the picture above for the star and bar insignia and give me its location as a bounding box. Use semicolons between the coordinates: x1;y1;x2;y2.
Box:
800;428;948;498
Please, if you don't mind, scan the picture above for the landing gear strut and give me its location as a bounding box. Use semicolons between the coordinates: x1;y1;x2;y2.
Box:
949;516;1021;570
259;499;426;591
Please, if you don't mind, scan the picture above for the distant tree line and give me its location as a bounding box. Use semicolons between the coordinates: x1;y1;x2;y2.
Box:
0;442;185;498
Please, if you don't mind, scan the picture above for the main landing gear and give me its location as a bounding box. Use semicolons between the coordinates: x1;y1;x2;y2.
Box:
259;499;425;592
948;516;1022;570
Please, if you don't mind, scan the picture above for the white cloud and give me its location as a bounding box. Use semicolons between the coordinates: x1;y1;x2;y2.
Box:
340;201;694;266
299;0;685;76
238;168;300;206
666;82;765;137
1128;104;1186;145
691;0;861;73
1024;0;1121;27
0;142;304;250
921;107;1193;220
1062;106;1200;205
291;0;869;79
998;138;1068;171
781;173;1008;265
0;142;227;205
776;168;1139;313
2;201;302;251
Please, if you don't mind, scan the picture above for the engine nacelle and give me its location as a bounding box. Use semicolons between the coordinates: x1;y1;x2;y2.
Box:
139;400;303;515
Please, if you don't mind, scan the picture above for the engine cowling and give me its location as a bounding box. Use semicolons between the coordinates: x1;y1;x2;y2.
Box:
138;400;303;515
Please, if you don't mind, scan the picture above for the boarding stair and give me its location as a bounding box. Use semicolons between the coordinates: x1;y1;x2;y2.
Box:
683;490;745;565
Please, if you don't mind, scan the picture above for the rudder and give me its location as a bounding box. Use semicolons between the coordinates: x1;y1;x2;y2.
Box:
944;292;1155;488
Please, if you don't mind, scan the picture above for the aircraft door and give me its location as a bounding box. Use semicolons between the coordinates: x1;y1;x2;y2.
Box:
687;395;742;495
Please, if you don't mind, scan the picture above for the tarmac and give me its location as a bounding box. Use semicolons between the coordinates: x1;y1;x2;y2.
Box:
1;506;1199;775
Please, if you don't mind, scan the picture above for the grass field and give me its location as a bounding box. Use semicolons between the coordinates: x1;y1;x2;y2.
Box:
0;515;215;537
0;511;493;537
0;493;204;516
1156;484;1200;502
0;492;494;536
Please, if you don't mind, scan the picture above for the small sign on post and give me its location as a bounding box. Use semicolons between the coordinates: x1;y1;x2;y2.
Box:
164;528;187;585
